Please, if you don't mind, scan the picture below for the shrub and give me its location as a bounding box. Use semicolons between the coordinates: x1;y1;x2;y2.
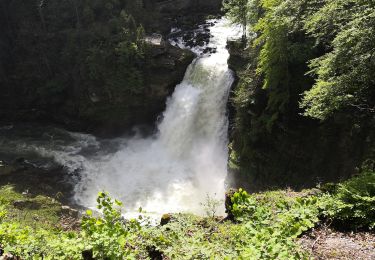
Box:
228;188;257;221
81;192;141;259
320;172;375;230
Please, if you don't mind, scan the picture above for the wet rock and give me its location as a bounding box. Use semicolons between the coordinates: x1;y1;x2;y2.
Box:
225;189;237;221
145;33;164;46
183;32;194;42
22;189;32;197
160;213;172;226
13;158;25;164
61;205;79;218
203;47;217;54
185;39;195;48
0;162;15;176
195;32;210;45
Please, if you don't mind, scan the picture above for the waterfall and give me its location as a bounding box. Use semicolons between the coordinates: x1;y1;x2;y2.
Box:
70;19;241;216
0;19;241;217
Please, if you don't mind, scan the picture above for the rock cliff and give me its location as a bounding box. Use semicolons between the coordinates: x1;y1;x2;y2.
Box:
0;0;222;136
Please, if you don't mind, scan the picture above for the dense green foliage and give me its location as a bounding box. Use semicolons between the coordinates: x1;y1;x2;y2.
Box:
226;0;375;189
1;173;374;259
301;0;375;120
320;172;375;230
81;192;141;259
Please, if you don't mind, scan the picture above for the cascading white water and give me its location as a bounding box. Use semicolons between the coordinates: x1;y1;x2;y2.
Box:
0;19;241;217
72;19;241;215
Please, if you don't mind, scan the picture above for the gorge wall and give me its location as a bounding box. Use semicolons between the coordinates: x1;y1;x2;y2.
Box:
0;0;222;136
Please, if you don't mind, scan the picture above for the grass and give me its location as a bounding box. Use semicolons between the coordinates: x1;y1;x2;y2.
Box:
0;185;62;229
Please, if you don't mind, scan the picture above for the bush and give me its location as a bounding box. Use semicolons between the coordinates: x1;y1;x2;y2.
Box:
82;192;140;259
228;188;257;221
0;191;141;259
320;172;375;230
225;189;320;259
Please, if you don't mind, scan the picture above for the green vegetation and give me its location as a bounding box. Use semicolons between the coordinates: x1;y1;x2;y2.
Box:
320;171;375;230
0;185;63;229
1;173;374;259
223;0;249;38
301;0;375;120
81;192;141;259
225;0;375;189
1;0;374;258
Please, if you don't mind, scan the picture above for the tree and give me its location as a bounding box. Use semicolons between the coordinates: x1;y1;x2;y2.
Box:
301;0;375;120
223;0;249;40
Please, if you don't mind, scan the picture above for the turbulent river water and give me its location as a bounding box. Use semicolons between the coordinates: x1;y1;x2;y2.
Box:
0;19;241;217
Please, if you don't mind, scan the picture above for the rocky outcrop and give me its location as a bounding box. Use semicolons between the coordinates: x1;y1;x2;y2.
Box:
81;42;195;136
154;0;222;14
141;0;223;34
0;0;221;136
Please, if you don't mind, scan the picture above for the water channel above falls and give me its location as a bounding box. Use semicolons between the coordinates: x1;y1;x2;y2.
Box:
0;19;242;217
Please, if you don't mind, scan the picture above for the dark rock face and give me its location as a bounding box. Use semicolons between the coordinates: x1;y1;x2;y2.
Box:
80;42;195;136
141;0;223;34
154;0;222;14
168;21;218;56
0;0;222;137
0;43;194;137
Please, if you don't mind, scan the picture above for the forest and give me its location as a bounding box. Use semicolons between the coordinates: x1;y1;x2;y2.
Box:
227;0;375;190
0;0;374;259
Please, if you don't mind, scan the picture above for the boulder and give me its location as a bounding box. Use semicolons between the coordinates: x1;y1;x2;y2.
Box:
0;253;18;260
224;189;237;221
61;205;79;218
160;213;172;226
0;163;15;176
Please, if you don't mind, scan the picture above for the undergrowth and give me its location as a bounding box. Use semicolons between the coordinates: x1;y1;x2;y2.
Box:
0;172;374;259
